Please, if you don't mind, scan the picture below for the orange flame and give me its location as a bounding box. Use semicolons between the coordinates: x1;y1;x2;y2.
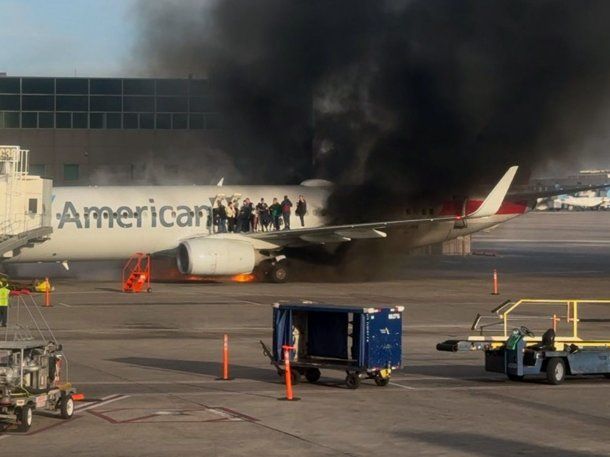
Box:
231;273;256;283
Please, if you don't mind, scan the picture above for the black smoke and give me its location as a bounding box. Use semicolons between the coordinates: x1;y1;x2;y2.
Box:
134;0;610;222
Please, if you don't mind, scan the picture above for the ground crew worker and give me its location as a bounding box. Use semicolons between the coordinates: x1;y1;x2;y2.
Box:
0;280;9;327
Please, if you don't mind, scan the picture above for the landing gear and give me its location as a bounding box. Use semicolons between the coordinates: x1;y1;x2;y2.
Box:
255;258;288;283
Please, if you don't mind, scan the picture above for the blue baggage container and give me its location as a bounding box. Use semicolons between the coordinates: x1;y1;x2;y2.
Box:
261;303;404;389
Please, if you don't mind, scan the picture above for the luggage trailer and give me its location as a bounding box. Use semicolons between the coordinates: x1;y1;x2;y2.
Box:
261;303;404;389
437;299;610;384
0;340;76;431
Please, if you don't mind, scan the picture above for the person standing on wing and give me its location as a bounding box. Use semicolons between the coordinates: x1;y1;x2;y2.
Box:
281;195;293;230
270;198;281;230
295;195;307;227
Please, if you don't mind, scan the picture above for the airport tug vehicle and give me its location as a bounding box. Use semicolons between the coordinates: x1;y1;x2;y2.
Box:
0;341;77;431
261;303;403;389
437;299;610;384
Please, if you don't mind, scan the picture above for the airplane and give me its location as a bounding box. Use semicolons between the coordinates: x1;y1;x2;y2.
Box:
2;165;606;283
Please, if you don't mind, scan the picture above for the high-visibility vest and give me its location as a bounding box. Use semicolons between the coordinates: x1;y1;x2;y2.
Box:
0;287;9;307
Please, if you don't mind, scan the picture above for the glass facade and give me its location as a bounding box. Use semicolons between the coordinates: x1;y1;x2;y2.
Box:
0;76;218;130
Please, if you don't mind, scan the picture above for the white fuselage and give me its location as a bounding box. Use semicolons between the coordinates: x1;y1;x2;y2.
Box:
8;184;518;263
11;185;328;262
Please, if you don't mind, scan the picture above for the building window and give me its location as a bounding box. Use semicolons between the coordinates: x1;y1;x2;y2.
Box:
0;95;20;110
3;112;19;128
156;79;188;96
123;79;154;95
22;95;54;111
140;113;154;129
90;96;121;111
123;96;154;112
123;113;138;129
157;96;187;112
0;77;20;94
21;112;37;128
189;114;204;129
173;113;188;129
106;113;122;129
57;95;88;111
22;78;54;94
90;113;104;129
72;112;88;128
189;79;209;96
56;78;88;94
189;96;209;112
56;113;71;128
29;164;46;177
156;113;171;129
39;112;54;128
63;164;79;181
90;79;121;95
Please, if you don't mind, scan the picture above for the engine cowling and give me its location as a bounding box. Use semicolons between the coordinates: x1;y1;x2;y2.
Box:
177;238;256;276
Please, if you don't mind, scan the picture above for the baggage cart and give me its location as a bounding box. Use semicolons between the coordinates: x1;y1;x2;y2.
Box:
261;303;403;389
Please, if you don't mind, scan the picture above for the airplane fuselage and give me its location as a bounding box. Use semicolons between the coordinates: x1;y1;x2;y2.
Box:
9;184;527;263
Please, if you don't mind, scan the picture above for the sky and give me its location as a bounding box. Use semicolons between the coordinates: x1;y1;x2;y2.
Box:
0;0;137;77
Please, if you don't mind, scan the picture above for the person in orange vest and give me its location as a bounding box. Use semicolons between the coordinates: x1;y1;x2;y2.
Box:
0;280;10;327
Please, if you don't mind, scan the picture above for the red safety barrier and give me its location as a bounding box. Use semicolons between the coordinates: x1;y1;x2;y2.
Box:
217;334;233;381
281;345;299;401
491;269;499;295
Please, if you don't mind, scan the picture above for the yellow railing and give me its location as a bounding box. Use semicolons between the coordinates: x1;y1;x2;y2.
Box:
469;299;610;346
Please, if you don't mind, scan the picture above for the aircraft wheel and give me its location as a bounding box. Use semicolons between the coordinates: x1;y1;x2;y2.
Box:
269;262;288;283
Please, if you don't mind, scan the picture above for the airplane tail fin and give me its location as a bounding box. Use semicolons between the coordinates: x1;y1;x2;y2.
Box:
468;166;518;218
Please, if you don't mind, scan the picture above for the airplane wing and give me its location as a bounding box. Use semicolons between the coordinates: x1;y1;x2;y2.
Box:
245;166;518;247
508;183;610;201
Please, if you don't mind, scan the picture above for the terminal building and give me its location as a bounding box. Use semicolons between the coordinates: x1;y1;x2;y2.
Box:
0;76;224;186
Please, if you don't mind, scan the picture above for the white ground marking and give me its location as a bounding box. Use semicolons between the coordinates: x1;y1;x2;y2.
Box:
74;394;130;413
389;382;417;390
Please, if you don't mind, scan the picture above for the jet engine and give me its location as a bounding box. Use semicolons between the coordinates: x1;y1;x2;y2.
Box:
177;238;256;276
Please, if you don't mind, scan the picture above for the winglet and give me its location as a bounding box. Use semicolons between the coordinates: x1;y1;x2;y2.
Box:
217;177;224;187
469;166;518;218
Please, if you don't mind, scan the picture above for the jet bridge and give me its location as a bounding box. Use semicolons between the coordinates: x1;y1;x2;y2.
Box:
0;145;53;259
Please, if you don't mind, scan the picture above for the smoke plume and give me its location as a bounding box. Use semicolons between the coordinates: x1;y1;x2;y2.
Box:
134;0;610;222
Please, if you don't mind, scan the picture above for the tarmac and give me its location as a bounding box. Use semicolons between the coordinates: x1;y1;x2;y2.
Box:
1;211;610;456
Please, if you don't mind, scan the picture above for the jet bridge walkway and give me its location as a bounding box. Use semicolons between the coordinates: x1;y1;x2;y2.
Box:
0;146;53;259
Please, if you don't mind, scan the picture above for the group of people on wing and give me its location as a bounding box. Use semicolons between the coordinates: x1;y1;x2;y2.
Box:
212;195;307;233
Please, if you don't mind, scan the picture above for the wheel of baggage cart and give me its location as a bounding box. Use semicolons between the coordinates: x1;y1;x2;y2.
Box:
17;405;33;432
305;368;321;383
60;394;74;419
345;372;361;389
507;374;524;382
374;373;390;387
546;358;566;385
